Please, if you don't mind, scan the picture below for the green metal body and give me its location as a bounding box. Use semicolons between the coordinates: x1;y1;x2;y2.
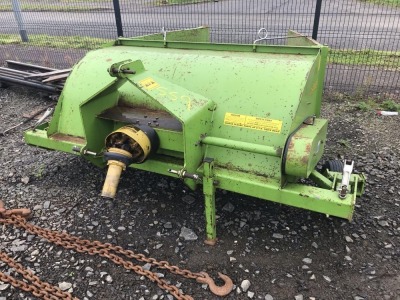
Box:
24;28;365;242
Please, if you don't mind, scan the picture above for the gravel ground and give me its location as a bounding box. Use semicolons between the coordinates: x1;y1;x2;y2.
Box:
0;87;399;300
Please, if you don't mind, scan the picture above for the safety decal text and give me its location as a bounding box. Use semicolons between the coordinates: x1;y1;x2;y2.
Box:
224;113;282;133
138;77;160;90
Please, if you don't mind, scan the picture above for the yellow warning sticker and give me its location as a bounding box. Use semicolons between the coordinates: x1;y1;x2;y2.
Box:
224;113;282;133
138;77;159;90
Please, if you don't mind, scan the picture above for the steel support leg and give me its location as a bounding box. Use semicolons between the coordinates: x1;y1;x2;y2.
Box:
203;158;216;245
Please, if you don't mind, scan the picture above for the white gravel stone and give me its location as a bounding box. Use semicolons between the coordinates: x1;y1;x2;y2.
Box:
302;258;312;264
378;220;389;227
0;283;10;291
345;236;354;243
265;294;274;300
10;245;28;252
222;202;235;212
241;279;251;292
182;195;195;204
323;275;332;282
179;227;198;241
272;233;283;239
105;275;113;283
58;282;72;291
302;265;309;270
247;291;255;298
163;222;173;229
143;263;152;270
294;294;303;300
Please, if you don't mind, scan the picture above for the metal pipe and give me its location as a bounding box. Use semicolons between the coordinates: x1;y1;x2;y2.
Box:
0;67;31;76
0;75;60;93
11;0;28;42
6;60;56;72
201;136;281;157
312;0;323;40
112;0;123;37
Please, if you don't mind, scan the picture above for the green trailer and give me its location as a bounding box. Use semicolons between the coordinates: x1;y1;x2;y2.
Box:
24;27;365;244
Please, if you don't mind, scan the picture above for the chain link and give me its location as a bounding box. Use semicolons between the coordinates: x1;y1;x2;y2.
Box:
0;206;237;300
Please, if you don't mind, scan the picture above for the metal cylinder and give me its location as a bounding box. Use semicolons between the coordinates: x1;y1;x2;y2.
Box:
201;136;281;157
101;160;126;199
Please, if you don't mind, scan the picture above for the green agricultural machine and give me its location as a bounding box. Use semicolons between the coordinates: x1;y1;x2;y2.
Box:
24;27;365;244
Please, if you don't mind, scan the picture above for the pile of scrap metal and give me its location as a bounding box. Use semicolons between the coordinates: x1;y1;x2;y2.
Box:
0;60;69;94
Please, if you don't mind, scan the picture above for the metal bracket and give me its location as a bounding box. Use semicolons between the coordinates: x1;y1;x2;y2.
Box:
168;168;200;181
162;26;167;46
108;59;145;78
253;28;269;45
203;158;216;245
338;160;354;199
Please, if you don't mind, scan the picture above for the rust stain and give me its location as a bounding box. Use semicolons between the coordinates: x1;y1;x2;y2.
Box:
50;133;86;144
301;155;309;165
305;143;312;153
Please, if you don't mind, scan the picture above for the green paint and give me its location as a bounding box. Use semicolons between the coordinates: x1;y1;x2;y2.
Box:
203;159;216;242
24;28;365;240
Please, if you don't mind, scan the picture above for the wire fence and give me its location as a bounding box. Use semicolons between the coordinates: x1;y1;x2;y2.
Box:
0;0;399;93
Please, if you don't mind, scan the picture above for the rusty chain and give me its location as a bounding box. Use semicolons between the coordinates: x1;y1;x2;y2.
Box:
0;203;233;300
0;251;77;300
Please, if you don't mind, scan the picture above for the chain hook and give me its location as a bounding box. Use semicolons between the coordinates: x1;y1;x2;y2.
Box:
196;271;233;297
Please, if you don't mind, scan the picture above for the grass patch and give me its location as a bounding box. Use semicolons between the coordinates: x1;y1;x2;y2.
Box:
355;97;400;112
356;99;400;112
0;34;113;50
359;0;400;7
381;100;400;111
1;34;399;70
0;0;110;12
329;49;400;69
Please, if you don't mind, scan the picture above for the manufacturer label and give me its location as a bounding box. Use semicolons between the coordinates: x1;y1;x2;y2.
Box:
138;77;159;90
224;112;282;133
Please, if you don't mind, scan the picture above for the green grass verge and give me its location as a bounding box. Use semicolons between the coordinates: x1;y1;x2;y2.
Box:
359;0;400;7
0;0;110;12
0;34;399;70
0;34;112;50
356;99;400;112
329;49;400;69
